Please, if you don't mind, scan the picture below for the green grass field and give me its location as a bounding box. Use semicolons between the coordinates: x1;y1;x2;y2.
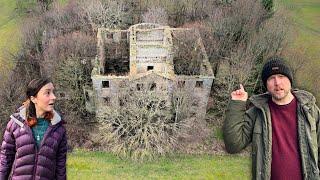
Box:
278;0;320;46
67;149;251;180
0;0;21;69
277;0;320;101
0;1;318;179
0;0;66;70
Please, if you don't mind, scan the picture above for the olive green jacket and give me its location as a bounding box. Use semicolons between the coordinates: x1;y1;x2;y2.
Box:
223;89;320;180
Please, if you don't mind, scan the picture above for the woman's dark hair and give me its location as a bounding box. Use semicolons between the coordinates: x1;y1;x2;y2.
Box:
26;78;53;126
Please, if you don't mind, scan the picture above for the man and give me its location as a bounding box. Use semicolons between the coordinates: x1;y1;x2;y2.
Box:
223;56;320;180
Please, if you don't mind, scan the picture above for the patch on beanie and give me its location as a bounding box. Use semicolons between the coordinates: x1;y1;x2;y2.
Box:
272;67;279;70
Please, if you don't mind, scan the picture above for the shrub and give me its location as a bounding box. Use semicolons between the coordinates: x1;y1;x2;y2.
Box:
94;79;194;160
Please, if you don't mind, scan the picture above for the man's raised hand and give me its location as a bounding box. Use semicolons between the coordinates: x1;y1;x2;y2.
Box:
231;84;248;101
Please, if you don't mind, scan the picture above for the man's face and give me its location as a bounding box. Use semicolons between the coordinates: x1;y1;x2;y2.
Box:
266;74;291;101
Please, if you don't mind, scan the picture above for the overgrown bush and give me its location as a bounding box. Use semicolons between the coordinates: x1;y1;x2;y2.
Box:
93;79;197;160
0;0;287;154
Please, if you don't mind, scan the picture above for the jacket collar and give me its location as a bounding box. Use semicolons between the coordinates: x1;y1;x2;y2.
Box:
249;89;316;109
10;106;62;128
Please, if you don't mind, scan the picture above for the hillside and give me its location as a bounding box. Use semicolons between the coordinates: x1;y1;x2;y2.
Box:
278;0;320;102
0;0;20;71
0;0;319;98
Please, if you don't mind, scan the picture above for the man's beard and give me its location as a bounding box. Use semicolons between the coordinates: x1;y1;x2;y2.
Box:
271;88;290;101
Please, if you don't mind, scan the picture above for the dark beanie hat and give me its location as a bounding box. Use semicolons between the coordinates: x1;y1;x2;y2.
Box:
261;57;293;88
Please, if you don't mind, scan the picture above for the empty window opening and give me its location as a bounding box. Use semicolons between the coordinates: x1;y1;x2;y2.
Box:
104;41;130;75
102;81;110;88
147;66;154;71
196;81;203;88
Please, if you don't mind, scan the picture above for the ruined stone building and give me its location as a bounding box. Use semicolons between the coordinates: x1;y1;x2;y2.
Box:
84;23;214;119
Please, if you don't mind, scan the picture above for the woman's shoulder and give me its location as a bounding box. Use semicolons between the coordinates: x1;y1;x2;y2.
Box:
6;106;26;130
52;120;67;133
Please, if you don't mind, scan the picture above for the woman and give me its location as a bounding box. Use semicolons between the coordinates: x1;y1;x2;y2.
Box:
0;78;67;180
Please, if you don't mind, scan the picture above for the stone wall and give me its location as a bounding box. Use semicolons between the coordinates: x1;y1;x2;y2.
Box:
87;23;215;120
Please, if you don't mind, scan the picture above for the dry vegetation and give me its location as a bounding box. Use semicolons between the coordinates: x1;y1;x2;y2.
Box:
91;79;197;160
0;0;293;158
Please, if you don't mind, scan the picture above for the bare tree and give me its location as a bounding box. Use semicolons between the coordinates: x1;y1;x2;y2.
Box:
80;0;128;29
142;6;168;25
281;47;309;81
194;0;288;124
172;29;203;75
206;0;288;88
42;31;96;77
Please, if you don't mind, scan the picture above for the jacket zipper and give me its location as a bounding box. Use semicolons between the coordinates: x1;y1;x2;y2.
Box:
30;124;53;180
33;148;39;180
25;124;38;180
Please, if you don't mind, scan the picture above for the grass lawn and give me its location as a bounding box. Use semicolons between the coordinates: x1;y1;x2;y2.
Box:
277;0;320;101
67;149;251;180
0;0;21;69
280;0;320;58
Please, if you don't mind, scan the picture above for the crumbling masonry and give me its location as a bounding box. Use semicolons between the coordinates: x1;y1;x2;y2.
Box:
84;23;214;119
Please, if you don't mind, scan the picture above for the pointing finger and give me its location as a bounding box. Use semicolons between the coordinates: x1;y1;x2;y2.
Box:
240;84;245;92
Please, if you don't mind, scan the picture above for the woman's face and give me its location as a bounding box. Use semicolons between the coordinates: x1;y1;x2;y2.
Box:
31;83;56;118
